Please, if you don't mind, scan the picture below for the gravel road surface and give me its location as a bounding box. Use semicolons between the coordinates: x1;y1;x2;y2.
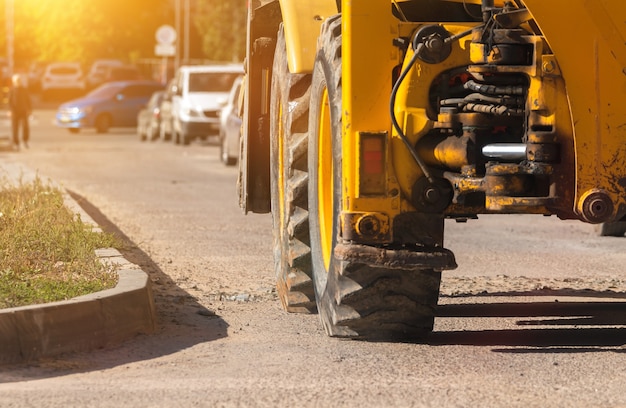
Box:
1;110;626;407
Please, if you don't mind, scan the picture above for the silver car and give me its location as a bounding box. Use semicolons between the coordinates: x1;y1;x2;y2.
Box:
218;76;243;166
137;90;165;141
158;79;176;141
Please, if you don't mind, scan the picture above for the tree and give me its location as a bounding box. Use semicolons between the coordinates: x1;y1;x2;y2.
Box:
193;0;246;63
1;0;172;69
0;0;238;72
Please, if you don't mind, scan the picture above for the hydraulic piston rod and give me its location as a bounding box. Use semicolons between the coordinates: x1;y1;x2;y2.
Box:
482;143;527;161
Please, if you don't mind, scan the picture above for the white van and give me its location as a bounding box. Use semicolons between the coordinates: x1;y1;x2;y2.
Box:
171;64;243;145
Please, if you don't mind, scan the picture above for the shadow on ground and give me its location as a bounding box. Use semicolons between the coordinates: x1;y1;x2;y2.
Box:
67;189;231;343
0;191;230;382
430;294;626;351
3;186;626;377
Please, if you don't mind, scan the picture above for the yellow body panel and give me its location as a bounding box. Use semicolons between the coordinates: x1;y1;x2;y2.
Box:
523;0;626;220
248;0;626;229
279;0;337;73
340;3;489;238
341;1;399;221
392;24;476;202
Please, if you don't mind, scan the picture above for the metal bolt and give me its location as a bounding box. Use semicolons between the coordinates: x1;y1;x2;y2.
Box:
357;215;380;237
579;190;613;223
425;35;443;52
424;187;441;203
543;60;555;74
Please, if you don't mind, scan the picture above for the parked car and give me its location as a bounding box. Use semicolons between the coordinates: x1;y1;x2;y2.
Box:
27;61;46;92
137;90;165;141
86;59;124;89
218;75;243;166
41;62;85;101
171;64;243;145
55;80;164;133
158;79;176;141
102;65;142;83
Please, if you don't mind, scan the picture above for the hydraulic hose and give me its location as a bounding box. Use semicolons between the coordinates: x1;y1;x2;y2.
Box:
389;43;435;182
389;25;481;183
464;80;525;96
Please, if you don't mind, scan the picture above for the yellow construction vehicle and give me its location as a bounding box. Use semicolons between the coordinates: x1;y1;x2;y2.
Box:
239;0;626;339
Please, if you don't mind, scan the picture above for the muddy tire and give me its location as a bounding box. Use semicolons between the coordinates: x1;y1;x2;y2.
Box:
269;25;316;313
308;15;445;340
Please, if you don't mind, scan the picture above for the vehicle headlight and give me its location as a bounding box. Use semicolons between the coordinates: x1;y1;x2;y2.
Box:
67;106;92;115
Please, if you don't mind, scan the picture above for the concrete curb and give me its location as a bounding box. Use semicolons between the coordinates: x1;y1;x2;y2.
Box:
0;252;157;364
0;161;157;364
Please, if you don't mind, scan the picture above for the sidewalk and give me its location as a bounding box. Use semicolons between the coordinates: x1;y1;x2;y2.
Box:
0;160;157;364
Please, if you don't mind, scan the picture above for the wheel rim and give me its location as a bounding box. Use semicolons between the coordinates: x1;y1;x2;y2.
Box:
316;86;333;271
277;102;286;231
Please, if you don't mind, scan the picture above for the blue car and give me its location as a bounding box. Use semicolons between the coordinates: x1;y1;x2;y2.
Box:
55;80;164;133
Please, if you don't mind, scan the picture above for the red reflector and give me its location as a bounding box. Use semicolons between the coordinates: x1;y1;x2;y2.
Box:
362;138;383;174
363;151;383;174
360;132;387;195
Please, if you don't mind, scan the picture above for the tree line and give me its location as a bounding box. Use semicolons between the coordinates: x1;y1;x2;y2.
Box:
0;0;247;70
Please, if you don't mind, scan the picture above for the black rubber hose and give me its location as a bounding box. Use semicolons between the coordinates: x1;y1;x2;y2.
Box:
389;43;435;183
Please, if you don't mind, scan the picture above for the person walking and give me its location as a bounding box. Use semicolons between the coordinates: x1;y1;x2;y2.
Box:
8;74;32;150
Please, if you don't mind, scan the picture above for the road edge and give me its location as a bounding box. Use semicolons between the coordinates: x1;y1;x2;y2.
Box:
0;161;157;365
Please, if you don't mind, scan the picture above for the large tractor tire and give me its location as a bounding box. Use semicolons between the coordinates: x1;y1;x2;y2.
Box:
308;15;450;340
269;25;316;313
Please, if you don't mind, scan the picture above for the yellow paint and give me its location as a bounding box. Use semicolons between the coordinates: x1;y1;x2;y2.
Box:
316;86;333;270
391;24;476;207
523;0;626;220
278;0;626;243
279;0;338;73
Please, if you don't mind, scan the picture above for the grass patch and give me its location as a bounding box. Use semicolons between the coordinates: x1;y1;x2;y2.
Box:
0;178;120;309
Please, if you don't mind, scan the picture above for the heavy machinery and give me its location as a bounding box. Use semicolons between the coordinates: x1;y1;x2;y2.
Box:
239;0;626;339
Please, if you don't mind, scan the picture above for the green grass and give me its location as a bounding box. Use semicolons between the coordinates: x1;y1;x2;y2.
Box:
0;178;120;309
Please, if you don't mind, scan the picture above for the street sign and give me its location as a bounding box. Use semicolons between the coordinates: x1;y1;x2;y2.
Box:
156;25;177;45
155;44;176;57
155;25;177;57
